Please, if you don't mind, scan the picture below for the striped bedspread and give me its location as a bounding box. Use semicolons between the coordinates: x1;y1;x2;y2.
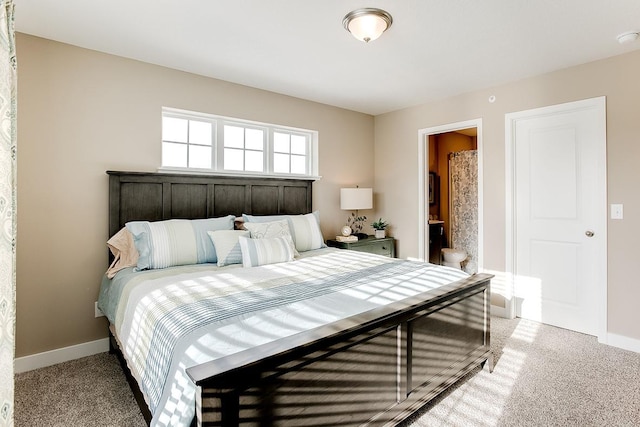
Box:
98;248;468;427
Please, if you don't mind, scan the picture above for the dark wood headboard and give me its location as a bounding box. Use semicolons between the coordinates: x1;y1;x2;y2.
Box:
107;171;313;237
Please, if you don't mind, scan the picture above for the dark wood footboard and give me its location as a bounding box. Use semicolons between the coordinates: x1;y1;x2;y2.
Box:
188;273;492;426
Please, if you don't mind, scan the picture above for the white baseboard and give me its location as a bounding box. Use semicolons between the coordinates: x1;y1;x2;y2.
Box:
606;332;640;354
491;304;509;318
14;322;639;374
14;337;109;374
10;306;519;373
491;306;639;354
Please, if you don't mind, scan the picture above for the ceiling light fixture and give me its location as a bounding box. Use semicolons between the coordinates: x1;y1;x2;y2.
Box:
343;8;393;43
617;31;639;44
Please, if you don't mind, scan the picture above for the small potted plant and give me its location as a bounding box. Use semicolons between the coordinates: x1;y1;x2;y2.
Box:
371;218;389;238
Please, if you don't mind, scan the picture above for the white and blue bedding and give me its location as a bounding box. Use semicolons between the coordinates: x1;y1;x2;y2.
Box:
98;248;468;427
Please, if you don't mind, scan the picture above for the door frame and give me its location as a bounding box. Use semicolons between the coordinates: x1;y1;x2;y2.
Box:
505;97;608;342
417;119;484;272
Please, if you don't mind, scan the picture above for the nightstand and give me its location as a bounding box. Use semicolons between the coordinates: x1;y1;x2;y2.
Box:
326;236;396;258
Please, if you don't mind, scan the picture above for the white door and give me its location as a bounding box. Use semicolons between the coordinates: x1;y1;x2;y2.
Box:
509;97;606;337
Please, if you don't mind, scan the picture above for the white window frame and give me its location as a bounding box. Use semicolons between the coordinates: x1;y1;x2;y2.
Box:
218;120;268;173
161;109;217;169
160;107;319;179
271;128;313;176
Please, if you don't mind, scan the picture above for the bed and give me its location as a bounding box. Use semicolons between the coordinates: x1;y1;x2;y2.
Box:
100;170;493;427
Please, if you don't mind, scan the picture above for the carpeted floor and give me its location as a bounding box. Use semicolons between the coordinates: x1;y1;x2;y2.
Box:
14;316;640;426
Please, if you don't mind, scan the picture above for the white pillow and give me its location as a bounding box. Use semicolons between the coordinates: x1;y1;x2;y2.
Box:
239;236;295;267
288;212;325;251
242;219;300;256
207;230;250;267
242;211;325;252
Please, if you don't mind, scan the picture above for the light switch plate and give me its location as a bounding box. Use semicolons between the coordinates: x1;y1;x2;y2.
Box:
611;204;623;220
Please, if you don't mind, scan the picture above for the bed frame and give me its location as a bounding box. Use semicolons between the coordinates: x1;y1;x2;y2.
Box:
107;170;493;426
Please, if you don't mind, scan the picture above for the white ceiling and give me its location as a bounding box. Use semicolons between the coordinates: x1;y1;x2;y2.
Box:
14;0;640;115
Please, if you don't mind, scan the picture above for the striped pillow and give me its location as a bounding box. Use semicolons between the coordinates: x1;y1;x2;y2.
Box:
126;216;235;270
207;230;249;267
242;211;325;252
238;236;295;267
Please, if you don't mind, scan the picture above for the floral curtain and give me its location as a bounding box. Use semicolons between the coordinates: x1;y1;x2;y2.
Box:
449;150;477;274
0;1;16;425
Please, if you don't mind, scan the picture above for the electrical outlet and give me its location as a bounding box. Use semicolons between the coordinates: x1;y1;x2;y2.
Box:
611;204;623;220
94;301;105;318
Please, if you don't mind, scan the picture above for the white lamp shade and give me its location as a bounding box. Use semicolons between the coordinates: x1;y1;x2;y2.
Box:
340;188;373;210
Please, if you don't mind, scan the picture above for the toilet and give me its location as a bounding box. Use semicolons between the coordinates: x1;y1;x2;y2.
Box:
441;248;467;269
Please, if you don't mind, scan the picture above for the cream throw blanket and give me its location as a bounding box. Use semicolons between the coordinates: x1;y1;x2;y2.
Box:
106;228;139;278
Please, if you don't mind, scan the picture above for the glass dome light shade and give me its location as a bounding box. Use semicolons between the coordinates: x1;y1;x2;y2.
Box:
343;8;392;43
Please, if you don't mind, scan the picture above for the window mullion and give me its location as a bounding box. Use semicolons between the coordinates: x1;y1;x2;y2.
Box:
265;129;272;173
216;120;225;170
211;119;217;171
186;120;191;167
242;128;247;171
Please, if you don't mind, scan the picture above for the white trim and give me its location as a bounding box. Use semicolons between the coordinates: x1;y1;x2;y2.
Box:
417;119;483;271
505;96;607;341
14;338;109;373
607;332;640;353
489;310;639;354
491;304;509;318
157;167;322;181
12;318;636;379
162;107;319;178
504;112;517;319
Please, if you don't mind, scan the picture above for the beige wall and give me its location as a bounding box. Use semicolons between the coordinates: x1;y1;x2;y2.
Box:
431;132;476;236
17;31;640;356
375;49;640;341
16;33;375;357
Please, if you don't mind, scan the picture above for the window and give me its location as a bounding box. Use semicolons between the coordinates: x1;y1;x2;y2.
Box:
273;131;307;174
162;114;214;169
161;108;318;178
223;124;264;172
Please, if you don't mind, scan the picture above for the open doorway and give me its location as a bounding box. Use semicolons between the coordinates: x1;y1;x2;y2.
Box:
417;119;483;274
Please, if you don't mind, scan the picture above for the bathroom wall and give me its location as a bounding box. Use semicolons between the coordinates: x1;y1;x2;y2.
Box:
429;132;477;237
427;135;439;219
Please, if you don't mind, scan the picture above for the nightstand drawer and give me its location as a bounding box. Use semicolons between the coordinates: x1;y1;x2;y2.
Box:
326;236;396;258
352;241;393;257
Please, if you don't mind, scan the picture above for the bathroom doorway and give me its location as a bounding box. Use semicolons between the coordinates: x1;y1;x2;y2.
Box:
417;119;483;273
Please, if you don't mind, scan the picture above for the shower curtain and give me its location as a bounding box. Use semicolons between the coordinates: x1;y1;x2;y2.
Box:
0;1;16;425
449;150;478;274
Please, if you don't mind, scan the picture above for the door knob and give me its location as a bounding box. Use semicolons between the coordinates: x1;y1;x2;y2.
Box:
585;230;594;237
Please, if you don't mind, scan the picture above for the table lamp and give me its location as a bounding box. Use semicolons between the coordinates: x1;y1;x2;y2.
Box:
340;187;373;240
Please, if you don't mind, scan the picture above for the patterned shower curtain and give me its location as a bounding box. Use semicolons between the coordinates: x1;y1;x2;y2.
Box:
449;150;478;274
0;1;16;425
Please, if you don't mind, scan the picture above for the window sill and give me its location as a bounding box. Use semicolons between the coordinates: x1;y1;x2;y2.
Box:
157;167;322;181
